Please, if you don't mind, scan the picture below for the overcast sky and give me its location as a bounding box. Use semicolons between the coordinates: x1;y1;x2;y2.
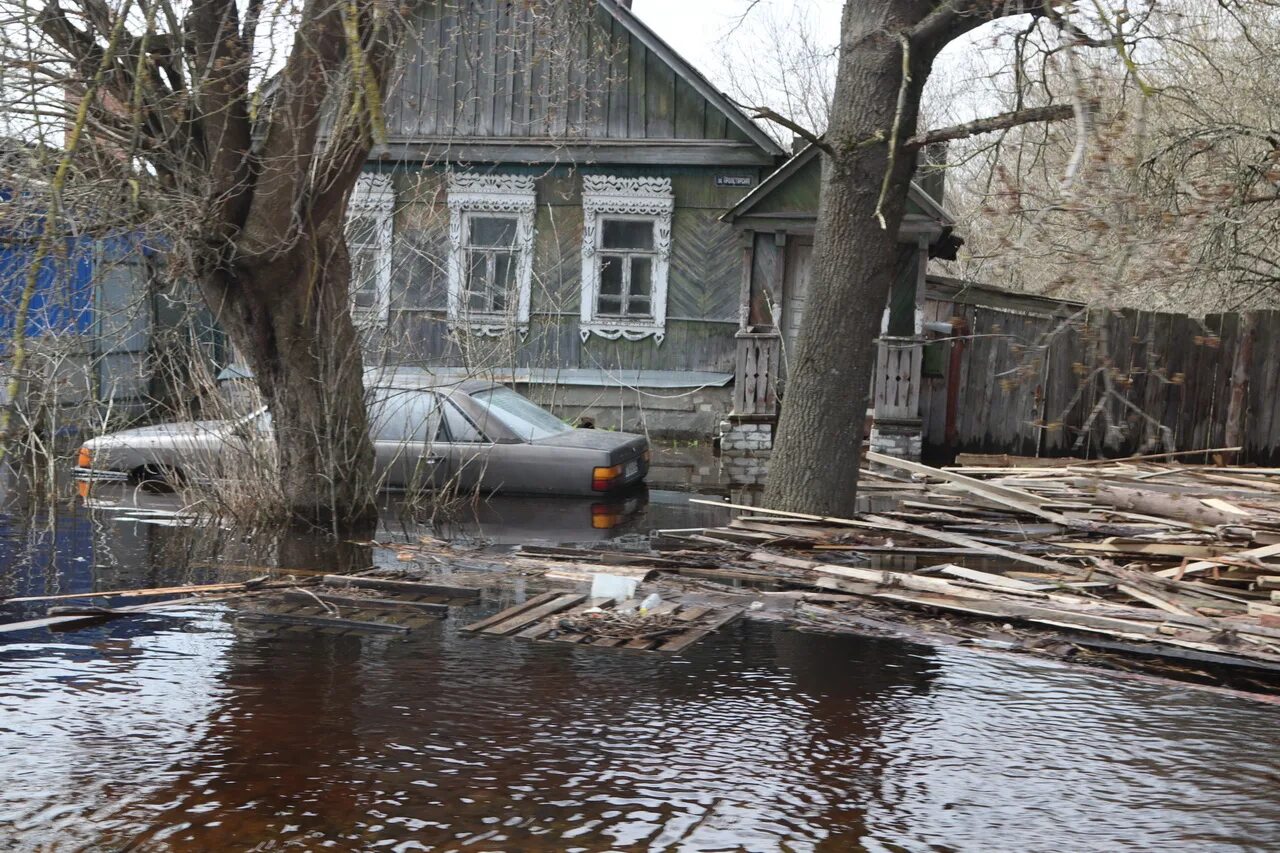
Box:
634;0;1019;130
633;0;843;79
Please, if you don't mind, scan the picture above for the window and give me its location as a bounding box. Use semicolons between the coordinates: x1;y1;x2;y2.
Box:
463;215;519;314
346;173;394;327
469;386;571;442
580;176;673;343
369;388;441;444
440;398;485;443
446;173;536;337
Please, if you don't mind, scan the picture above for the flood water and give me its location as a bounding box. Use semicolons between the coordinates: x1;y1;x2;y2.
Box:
1;486;1278;851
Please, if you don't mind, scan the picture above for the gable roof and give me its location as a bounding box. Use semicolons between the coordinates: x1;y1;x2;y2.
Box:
378;0;784;165
599;0;784;157
722;143;956;227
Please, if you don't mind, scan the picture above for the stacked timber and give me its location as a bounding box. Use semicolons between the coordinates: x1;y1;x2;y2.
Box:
638;450;1280;690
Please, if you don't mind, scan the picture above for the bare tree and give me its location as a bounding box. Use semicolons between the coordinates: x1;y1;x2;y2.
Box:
762;0;1155;516
950;0;1280;314
0;0;406;528
715;0;837;148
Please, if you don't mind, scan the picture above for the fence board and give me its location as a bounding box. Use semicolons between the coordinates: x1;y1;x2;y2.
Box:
931;304;1280;464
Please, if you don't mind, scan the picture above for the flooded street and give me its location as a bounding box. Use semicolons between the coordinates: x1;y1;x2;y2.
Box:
1;485;1278;851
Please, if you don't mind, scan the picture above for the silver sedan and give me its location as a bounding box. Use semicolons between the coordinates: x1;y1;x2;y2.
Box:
74;373;650;498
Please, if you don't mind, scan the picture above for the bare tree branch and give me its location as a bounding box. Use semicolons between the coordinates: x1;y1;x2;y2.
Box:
906;103;1078;148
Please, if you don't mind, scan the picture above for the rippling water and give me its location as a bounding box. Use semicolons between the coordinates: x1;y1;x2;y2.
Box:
2;605;1278;852
0;494;1278;851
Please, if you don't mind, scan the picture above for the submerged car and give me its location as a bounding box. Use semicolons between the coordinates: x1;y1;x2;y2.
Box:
74;370;650;497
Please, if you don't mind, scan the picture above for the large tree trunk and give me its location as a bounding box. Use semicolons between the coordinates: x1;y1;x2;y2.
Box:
202;215;377;529
764;0;936;517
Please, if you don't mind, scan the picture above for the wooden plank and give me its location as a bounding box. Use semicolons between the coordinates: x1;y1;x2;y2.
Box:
492;0;514;135
475;0;498;135
658;607;742;653
4;578;268;604
235;611;410;635
606;16;629;137
936;565;1048;591
0;591;253;634
321;575;480;599
462;591;563;632
1154;542;1280;578
482;593;586;635
523;597;616;640
866;450;1071;525
687;498;1082;574
627;37;646;137
280;591;449;615
1115;584;1200;618
1066;540;1237;559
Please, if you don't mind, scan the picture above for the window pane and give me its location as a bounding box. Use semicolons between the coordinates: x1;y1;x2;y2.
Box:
442;399;484;442
351;248;377;307
465;251;488;311
602;219;654;250
470;386;570;441
629;256;652;297
599;256;623;295
491;253;512;311
628;298;650;317
469;216;518;248
347;215;377;246
597;295;622;315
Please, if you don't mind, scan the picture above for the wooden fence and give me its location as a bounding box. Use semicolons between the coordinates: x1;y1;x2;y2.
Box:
922;300;1280;464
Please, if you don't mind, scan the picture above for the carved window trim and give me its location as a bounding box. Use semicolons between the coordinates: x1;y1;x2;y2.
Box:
446;173;537;337
580;176;674;344
347;173;395;327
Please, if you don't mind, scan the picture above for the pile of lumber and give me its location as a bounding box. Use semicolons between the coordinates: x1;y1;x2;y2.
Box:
643;451;1280;691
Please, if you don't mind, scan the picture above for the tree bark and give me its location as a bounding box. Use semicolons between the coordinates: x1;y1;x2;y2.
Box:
764;0;1039;516
764;0;936;517
200;214;377;529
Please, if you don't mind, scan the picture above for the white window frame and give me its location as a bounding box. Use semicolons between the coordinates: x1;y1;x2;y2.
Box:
346;172;394;327
580;175;673;344
446;173;536;337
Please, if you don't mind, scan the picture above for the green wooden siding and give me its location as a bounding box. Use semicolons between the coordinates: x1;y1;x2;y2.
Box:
377;165;748;373
385;0;756;145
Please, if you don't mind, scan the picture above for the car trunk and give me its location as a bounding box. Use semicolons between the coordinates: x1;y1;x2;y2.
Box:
531;429;648;467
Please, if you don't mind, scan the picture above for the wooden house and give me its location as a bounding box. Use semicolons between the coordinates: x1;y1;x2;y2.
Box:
717;142;957;466
347;0;787;437
350;0;952;443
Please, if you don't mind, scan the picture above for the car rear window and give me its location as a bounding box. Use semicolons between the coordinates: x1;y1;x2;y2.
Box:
469;387;571;441
369;389;441;443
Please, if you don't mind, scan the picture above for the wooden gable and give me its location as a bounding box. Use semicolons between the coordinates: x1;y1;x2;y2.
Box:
381;0;782;165
722;144;955;238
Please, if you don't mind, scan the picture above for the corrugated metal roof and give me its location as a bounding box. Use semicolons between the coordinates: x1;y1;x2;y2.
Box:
218;364;733;390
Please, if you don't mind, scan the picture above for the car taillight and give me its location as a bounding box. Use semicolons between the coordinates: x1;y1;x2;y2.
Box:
642;449;650;463
76;447;91;468
592;464;622;492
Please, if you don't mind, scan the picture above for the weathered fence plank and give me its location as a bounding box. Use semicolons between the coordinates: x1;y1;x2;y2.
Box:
930;303;1280;464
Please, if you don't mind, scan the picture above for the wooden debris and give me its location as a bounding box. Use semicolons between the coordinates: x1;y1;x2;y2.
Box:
465;594;741;653
4;577;270;605
235;611;411;634
319;575;480;599
628;455;1280;692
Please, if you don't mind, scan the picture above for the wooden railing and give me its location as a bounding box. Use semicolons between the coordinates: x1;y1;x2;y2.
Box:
873;336;923;421
732;331;781;417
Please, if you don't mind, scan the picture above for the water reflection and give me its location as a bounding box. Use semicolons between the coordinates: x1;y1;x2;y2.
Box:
0;497;1278;851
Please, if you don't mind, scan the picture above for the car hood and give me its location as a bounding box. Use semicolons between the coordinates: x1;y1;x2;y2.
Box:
529;429;647;451
86;420;233;446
